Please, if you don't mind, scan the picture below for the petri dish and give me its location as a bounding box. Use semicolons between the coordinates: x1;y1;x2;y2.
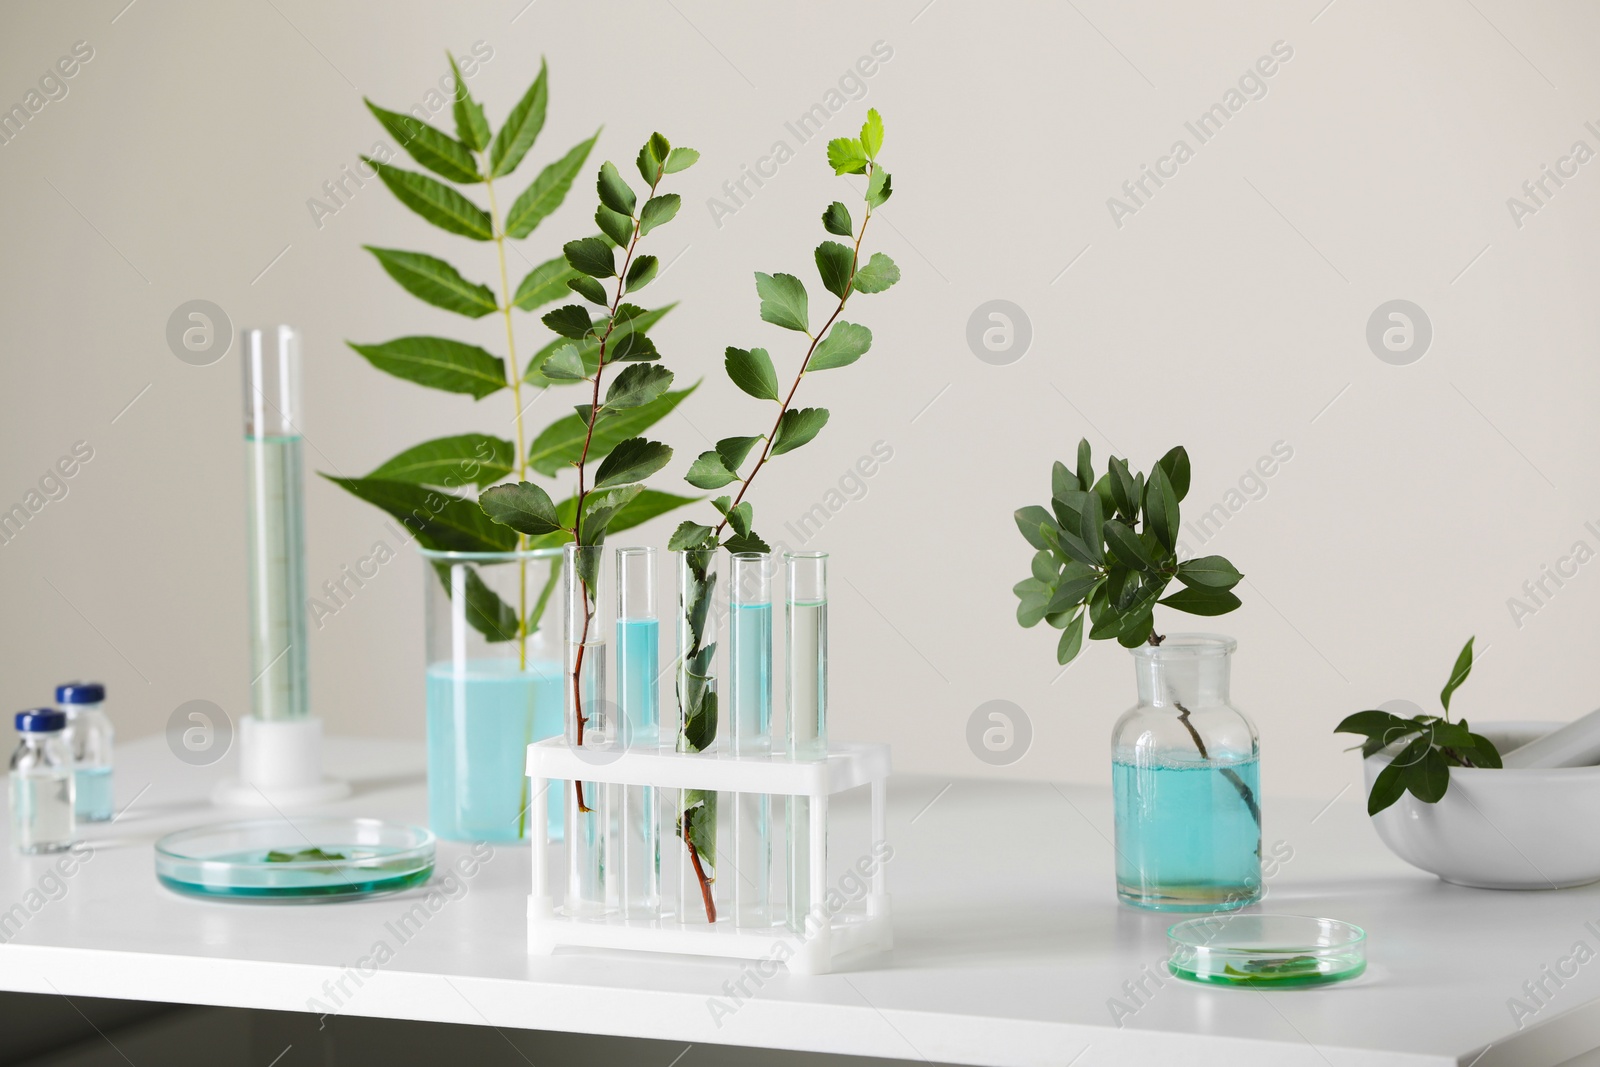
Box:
155;818;435;902
1167;914;1366;987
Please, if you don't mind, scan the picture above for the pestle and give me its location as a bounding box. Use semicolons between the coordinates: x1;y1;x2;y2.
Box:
1500;707;1600;768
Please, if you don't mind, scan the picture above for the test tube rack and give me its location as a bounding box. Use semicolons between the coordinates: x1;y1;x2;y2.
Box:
526;739;892;975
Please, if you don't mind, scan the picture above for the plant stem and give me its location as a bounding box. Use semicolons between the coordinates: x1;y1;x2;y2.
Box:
483;171;531;674
568;168;664;812
711;167;877;538
682;806;717;923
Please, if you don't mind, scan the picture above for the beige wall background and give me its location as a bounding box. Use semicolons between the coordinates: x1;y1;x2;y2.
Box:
2;0;1598;805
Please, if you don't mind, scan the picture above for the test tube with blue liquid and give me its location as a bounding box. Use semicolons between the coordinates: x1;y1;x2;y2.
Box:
615;547;660;919
786;551;828;934
242;326;309;724
729;552;773;929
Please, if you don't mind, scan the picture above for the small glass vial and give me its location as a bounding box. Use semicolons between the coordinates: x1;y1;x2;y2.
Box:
57;682;113;823
10;709;76;854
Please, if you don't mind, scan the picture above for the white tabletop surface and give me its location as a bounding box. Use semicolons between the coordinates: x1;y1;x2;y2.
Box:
1;736;1598;1067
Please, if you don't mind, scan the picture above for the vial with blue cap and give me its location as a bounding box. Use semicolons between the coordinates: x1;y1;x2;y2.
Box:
10;709;76;854
56;682;113;822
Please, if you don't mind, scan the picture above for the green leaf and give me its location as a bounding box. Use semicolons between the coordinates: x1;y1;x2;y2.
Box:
1078;491;1105;565
663;146;699;173
1104;520;1152;571
1158;585;1242;617
539;343;587;382
479;480;562;536
724;530;768;554
860;108;884;158
1014;506;1054;551
722;500;753;538
1144;465;1180;551
512;255;580;311
1158;446;1192;501
865;167;892;209
367;434;512;488
504;132;600;238
579;484;644;544
523;304;676;385
447;53;489;152
686;451;737;490
365;157;491;240
1057;610;1086;665
639;194;680;237
596;161;637;217
625;254;659;293
1409;747;1450;803
826;137;869;175
1051;461;1075;503
1440;637;1475;715
822;201;852;237
770;407;829;456
348;337;506;399
488;59;548;178
565;237;616;278
323;476;514;552
1177;556;1243;590
851;252;900;294
756;272;809;332
1076;439;1094;492
569;274;609;305
595;204;635;248
607;489;698;535
725;347;781;401
1334;709;1416;741
528;384;695;476
363;246;496;318
1117;610;1154;647
669;521;716;551
1108;457;1138;520
594;437;672;488
636;133;669;184
364;100;479;183
815;241;855;299
542;304;593;341
604;363;673;410
1367;739;1422;815
810;321;871;371
446;564;520;643
1017;589;1049;628
716;435;761;472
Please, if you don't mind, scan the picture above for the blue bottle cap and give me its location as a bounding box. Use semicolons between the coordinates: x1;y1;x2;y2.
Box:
16;709;66;733
55;682;105;704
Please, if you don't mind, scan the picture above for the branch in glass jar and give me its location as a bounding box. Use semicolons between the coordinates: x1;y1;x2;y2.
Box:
1012;438;1257;824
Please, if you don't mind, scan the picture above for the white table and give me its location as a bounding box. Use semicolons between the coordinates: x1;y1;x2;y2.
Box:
1;737;1597;1066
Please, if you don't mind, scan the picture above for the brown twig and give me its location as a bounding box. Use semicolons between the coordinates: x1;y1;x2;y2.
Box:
682;807;716;923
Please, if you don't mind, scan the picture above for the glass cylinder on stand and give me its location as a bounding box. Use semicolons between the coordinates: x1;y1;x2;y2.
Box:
785;551;828;934
728;552;773;929
563;544;611;917
614;546;661;920
674;548;719;924
1112;634;1261;912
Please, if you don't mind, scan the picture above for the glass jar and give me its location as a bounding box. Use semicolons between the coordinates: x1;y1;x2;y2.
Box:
421;547;563;843
1111;634;1261;911
10;709;75;854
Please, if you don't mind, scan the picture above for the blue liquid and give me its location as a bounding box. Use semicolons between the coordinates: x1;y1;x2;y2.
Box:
1112;758;1262;911
426;658;563;843
731;602;771;752
74;766;113;823
158;846;431;900
616;618;660;743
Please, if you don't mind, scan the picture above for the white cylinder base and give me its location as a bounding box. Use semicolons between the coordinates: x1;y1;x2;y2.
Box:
211;716;350;808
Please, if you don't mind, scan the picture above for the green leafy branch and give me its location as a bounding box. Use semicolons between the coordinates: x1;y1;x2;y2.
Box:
1013;438;1245;666
1335;637;1501;815
325;55;698;666
667;107;900;559
478;132;699;811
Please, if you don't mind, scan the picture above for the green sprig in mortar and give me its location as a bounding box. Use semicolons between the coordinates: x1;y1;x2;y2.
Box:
666;109;902;922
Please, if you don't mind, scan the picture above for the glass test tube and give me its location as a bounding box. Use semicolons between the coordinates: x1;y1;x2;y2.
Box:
242;326;309;722
563;544;610;916
728;552;773;929
675;548;719;924
614;547;661;919
786;551;828;934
